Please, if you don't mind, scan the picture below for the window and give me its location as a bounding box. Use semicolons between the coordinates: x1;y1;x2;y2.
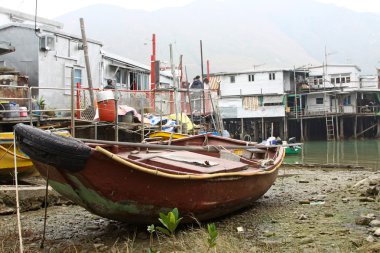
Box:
316;97;324;104
230;76;236;83
346;76;351;83
331;78;335;85
318;79;323;85
336;77;340;84
269;73;275;80
248;74;254;82
40;35;55;51
74;69;82;87
64;67;82;95
343;96;351;105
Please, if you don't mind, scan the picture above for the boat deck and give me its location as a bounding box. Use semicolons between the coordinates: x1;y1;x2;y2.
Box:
121;150;251;174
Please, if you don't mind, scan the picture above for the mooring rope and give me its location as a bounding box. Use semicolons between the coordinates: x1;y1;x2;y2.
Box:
40;167;49;249
13;130;24;253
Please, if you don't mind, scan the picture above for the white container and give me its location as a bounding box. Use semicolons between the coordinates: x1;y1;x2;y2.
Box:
96;90;114;102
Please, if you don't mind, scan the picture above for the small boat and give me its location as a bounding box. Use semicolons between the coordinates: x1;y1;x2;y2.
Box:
264;136;302;156
283;137;302;155
285;145;302;155
0;132;35;178
15;123;284;223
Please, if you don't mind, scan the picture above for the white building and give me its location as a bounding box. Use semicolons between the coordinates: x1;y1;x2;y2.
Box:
212;68;306;140
215;69;306;118
0;7;161;113
304;65;379;116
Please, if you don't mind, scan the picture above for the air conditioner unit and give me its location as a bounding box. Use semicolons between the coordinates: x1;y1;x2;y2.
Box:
40;35;55;51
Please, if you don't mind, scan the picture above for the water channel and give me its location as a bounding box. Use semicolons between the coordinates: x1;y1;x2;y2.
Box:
284;139;380;170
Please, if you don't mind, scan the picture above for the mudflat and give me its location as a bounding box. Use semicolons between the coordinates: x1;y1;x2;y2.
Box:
1;166;380;252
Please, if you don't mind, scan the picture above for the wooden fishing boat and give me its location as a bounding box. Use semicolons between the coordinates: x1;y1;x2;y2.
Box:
0;132;35;178
15;123;285;224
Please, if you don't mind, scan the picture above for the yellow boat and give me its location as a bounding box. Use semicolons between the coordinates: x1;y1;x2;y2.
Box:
0;130;71;179
0;132;35;178
149;131;189;141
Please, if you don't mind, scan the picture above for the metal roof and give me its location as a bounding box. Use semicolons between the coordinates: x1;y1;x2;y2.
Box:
210;68;303;76
308;64;361;72
0;23;103;45
101;50;150;72
0;7;63;29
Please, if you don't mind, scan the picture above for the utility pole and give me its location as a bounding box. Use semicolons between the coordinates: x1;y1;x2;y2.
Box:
79;18;94;106
170;44;181;133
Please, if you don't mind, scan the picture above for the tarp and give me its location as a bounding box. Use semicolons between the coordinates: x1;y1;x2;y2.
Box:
209;76;221;90
243;97;259;110
167;113;194;131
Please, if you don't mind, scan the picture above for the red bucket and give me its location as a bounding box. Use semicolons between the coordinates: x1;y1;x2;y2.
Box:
98;100;116;122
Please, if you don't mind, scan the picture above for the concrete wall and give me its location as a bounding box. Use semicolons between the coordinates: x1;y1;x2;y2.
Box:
305;93;331;114
360;76;378;89
38;31;102;110
219;70;285;96
0;26;39;86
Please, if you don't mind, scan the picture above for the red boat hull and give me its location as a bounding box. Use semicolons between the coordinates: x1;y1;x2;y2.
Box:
15;124;284;223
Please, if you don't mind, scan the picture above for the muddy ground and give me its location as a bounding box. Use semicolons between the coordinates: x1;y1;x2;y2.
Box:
1;166;380;253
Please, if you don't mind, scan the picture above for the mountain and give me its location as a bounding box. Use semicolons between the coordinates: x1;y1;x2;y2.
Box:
56;0;380;77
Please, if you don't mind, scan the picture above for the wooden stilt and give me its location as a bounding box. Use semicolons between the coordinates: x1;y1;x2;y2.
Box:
254;121;259;142
339;117;344;139
240;118;244;140
354;115;357;139
283;117;288;140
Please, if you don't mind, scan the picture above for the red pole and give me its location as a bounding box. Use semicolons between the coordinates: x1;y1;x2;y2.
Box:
150;34;156;90
207;60;210;81
76;82;81;119
150;34;156;110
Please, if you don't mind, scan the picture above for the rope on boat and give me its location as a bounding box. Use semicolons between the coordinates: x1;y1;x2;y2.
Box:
13;131;24;252
0;144;30;160
95;146;285;180
40;167;49;249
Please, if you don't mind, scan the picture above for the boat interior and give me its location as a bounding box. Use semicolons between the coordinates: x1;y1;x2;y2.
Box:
87;143;277;175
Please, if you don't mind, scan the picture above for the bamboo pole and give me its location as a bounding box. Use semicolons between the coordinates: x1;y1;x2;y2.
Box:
79;18;94;106
70;68;75;138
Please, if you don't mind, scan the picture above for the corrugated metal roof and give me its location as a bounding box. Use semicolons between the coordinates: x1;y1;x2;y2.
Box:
102;50;150;72
0;23;103;45
0;7;63;29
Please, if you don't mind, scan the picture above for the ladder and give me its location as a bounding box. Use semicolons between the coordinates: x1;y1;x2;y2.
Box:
325;116;335;141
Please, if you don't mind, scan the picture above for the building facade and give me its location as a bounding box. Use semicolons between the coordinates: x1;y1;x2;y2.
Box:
212;69;307;141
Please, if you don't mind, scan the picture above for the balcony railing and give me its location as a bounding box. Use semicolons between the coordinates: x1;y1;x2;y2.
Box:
287;105;380;118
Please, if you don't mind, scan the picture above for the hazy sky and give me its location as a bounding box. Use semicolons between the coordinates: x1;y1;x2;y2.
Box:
1;0;380;19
